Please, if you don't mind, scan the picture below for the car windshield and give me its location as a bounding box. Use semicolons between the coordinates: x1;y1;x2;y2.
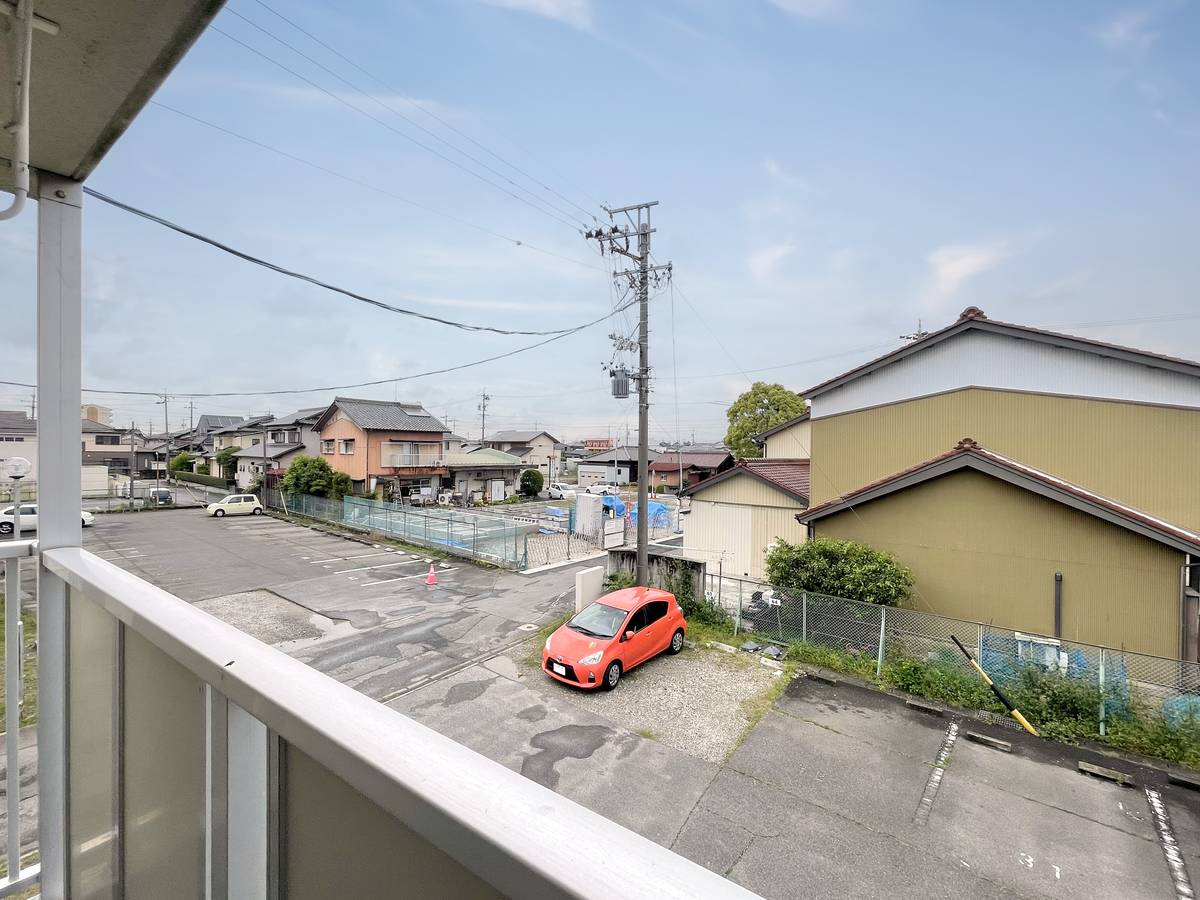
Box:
219;496;237;504
567;602;628;639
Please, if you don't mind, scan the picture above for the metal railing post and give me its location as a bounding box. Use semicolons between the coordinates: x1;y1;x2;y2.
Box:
802;591;808;643
5;556;23;880
876;606;887;678
1098;648;1107;737
977;622;985;671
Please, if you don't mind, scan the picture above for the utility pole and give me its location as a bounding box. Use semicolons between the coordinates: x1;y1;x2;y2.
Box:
129;420;137;497
29;391;35;419
585;202;671;587
478;390;491;442
157;393;169;496
188;399;195;433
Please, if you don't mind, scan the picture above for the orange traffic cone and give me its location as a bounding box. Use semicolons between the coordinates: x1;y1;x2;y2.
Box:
425;563;438;586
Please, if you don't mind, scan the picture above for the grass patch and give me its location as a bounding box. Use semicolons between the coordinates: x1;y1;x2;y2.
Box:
522;612;572;669
637;728;659;741
0;849;40;894
0;595;37;728
729;661;796;760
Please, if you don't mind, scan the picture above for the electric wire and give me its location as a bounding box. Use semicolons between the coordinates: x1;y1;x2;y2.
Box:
210;25;585;233
246;0;604;225
84;187;596;337
148;101;605;273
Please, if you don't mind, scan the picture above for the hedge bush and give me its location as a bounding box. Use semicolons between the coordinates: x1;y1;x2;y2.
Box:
174;470;230;489
766;537;914;606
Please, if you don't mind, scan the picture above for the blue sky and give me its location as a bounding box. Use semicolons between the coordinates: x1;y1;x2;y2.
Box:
3;0;1198;441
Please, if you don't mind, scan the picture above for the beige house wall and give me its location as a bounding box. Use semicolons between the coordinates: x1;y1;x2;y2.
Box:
764;419;810;459
813;469;1184;657
809;387;1200;531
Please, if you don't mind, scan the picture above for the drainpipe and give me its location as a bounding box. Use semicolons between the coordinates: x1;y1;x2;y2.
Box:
1054;571;1063;638
0;0;34;221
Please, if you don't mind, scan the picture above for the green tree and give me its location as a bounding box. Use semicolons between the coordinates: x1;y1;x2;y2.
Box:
329;471;353;500
215;446;239;481
168;450;194;473
195;463;210;475
765;537;914;606
280;455;333;496
723;382;806;459
520;468;544;497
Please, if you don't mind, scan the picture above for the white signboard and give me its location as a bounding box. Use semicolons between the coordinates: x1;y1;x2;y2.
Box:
603;518;625;549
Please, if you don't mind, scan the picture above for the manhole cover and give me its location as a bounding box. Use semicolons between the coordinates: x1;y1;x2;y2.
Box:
518;623;538;632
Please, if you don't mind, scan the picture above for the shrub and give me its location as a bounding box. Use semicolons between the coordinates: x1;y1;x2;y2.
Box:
520;468;544;497
765;537;913;606
175;470;229;489
330;471;353;500
281;455;346;497
168;450;194;473
604;571;636;592
215;446;239;479
195;463;210;475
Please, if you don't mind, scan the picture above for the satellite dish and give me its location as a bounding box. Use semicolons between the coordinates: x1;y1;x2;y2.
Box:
4;457;32;479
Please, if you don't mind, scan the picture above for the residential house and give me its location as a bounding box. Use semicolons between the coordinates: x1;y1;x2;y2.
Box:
443;433;466;456
315;397;448;496
795;306;1200;659
233;443;310;490
81;420;156;477
445;447;526;501
0;409;37;486
576;445;660;487
207;415;273;479
753;410;810;458
682;458;810;580
647;450;734;491
226;407;324;489
81;403;113;425
483;430;561;482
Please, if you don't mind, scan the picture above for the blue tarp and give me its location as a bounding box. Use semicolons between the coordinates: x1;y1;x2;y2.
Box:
629;500;670;527
543;507;567;518
601;495;626;517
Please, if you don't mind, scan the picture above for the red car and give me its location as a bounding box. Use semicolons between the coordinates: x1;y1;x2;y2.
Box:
542;586;687;691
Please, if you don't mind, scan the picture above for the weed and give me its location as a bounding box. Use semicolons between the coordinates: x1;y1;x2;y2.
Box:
522;612;572;669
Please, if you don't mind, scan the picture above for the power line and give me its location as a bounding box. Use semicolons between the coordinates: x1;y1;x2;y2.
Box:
210;24;586;233
245;0;603;225
148;101;605;273
0;296;639;399
84;187;596;337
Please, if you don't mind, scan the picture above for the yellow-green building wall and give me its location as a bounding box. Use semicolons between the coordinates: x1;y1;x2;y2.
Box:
810;387;1200;531
814;469;1183;657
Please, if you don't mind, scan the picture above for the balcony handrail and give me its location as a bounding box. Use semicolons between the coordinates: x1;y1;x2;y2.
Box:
0;539;36;560
42;547;759;899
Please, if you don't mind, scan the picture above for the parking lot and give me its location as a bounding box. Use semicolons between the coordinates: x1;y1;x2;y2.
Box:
51;510;1200;897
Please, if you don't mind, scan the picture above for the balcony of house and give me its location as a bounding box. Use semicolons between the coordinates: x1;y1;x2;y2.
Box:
378;440;448;475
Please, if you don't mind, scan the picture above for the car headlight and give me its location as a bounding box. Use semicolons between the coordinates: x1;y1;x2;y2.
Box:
578;651;603;666
545;635;553;651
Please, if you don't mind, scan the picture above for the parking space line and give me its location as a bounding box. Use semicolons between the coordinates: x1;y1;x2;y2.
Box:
1145;788;1196;899
913;722;959;825
308;551;393;565
334;558;424;574
360;567;455;586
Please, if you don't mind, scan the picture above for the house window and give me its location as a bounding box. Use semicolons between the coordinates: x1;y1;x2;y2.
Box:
95;434;120;446
251;437;260;446
270;430;284;443
321;440;334;454
339;439;355;454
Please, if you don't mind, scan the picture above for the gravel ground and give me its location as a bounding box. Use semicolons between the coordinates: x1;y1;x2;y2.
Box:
523;645;781;764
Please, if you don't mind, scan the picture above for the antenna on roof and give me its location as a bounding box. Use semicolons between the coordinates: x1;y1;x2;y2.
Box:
900;319;930;343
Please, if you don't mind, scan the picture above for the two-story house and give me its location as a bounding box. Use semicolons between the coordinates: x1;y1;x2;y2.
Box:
80;420;157;477
482;430;561;483
647;449;734;491
795;307;1200;659
207;415;271;479
231;408;325;489
314;397;448;497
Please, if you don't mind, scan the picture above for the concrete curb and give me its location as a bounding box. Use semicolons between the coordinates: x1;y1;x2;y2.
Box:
905;699;946;718
965;731;1012;753
1078;760;1137;787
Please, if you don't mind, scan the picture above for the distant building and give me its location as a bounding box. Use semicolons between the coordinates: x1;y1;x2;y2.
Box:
583;437;614;452
314;397;448;496
576;445;660;487
81;404;113;426
483;430;562;482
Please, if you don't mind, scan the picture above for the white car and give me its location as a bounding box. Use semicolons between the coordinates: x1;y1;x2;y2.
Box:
206;494;264;518
586;482;620;495
548;482;576;500
0;504;94;535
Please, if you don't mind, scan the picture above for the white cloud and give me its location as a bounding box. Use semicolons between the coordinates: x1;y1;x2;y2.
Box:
768;0;847;21
1094;9;1159;52
763;158;810;191
926;239;1011;303
747;242;797;283
480;0;593;30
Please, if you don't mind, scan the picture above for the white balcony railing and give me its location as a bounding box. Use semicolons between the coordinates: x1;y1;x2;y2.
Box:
12;546;760;899
385;454;443;468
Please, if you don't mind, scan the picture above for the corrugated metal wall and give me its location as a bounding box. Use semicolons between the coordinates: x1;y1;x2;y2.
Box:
685;471;808;579
816;469;1183;657
809;388;1200;531
764;419;811;459
812;330;1200;418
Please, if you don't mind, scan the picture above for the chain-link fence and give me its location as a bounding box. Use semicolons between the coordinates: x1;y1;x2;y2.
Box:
266;490;536;569
705;573;1200;736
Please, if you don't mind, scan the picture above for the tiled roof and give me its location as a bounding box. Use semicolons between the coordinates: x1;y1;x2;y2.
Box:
487;429;560;444
0;411;35;433
582;446;661;464
685;458;810;504
647;451;732;472
323;397;445;433
798;438;1200;555
232;443;305;460
261;407;325;428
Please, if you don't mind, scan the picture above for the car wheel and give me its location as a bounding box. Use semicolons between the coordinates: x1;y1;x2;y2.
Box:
0;523;11;535
601;661;622;691
669;629;685;655
215;509;225;517
252;507;263;515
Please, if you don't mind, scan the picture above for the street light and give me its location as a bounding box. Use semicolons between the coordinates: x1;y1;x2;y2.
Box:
4;456;32;539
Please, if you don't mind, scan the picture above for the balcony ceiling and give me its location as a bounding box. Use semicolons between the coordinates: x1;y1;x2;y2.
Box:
0;0;223;189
